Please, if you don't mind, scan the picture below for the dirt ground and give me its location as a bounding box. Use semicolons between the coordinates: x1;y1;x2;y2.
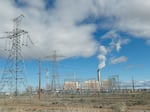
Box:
0;92;150;112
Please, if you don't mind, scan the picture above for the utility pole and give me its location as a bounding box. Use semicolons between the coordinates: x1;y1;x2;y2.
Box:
46;68;49;90
0;15;32;96
38;59;42;100
132;76;135;92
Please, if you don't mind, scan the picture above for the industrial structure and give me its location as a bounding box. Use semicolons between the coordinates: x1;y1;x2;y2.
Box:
46;51;65;92
0;15;32;96
64;81;79;90
97;68;101;91
84;79;100;92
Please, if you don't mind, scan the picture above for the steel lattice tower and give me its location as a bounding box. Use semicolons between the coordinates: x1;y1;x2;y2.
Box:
46;51;65;92
0;15;32;96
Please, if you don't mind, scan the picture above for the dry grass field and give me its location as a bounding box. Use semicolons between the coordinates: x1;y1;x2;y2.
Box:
0;92;150;112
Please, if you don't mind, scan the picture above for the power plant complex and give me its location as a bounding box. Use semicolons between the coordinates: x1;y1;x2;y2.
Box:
0;15;148;97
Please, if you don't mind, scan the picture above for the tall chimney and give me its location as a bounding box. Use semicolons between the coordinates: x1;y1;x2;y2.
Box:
97;69;100;81
97;68;101;87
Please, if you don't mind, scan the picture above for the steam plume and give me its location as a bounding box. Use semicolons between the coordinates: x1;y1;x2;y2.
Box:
97;46;107;69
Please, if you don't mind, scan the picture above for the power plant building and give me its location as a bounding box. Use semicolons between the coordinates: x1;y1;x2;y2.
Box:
64;81;79;90
101;80;111;91
84;79;100;91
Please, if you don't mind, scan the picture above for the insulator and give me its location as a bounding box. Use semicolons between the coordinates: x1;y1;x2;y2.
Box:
8;40;11;51
4;38;7;51
22;34;25;46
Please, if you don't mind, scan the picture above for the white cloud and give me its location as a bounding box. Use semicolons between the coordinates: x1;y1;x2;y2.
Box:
100;0;150;42
0;0;149;61
0;0;98;59
102;30;118;39
115;38;130;52
102;30;130;52
110;56;128;64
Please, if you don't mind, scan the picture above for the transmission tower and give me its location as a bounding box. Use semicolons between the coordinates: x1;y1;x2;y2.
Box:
46;50;65;92
0;15;32;96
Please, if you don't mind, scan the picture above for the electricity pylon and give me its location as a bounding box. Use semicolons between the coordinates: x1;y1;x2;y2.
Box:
46;50;65;92
0;15;32;96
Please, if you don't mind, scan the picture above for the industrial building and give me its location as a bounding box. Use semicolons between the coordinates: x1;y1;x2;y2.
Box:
84;79;100;92
64;81;79;90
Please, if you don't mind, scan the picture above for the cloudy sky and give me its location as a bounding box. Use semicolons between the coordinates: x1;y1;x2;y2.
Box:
0;0;150;88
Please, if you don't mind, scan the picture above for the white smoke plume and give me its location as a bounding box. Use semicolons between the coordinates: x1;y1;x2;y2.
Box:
102;30;130;52
98;31;130;69
98;54;106;69
97;45;107;69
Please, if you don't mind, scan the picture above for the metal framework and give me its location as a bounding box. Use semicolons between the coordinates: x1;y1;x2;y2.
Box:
46;51;65;92
0;15;32;96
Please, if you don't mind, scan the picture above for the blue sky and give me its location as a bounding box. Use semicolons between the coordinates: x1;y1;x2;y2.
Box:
0;0;150;89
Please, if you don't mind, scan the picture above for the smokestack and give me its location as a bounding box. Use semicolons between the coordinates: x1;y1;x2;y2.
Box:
97;68;101;86
97;69;100;81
